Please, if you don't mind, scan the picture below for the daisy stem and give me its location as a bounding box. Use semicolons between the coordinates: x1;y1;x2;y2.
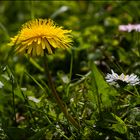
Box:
43;56;80;129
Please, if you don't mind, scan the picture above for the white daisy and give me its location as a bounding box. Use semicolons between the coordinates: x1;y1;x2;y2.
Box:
105;70;140;86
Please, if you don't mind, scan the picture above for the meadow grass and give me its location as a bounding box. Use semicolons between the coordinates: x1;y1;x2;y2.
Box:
0;1;140;140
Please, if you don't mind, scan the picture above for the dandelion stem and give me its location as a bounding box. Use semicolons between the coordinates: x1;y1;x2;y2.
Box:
43;56;80;129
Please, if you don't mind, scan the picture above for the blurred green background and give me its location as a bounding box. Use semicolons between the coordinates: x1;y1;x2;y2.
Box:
0;1;140;140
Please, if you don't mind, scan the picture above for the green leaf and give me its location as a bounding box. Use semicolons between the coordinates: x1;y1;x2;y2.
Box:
25;72;46;93
111;113;127;134
91;63;118;107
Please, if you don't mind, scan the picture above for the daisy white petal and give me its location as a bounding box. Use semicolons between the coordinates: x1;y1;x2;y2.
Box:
105;70;140;86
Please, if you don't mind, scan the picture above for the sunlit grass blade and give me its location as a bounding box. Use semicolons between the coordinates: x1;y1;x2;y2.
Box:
25;72;46;93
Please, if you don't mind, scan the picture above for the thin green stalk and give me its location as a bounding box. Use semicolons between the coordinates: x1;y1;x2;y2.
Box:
43;56;80;129
70;71;91;87
25;105;52;124
66;52;73;97
69;52;73;83
28;57;44;72
134;86;139;96
0;22;9;39
20;90;37;128
25;105;69;139
11;77;16;125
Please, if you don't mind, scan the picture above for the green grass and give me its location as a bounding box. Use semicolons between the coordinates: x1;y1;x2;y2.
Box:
0;1;140;140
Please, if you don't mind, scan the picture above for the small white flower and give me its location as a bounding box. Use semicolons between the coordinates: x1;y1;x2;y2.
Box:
28;96;40;103
70;98;74;103
61;75;69;84
21;87;27;91
0;81;4;88
105;70;140;86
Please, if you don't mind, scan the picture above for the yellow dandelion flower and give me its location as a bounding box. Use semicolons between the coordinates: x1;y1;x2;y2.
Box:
9;19;72;56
